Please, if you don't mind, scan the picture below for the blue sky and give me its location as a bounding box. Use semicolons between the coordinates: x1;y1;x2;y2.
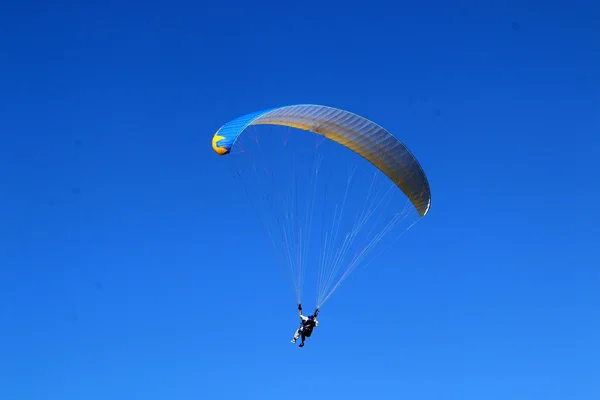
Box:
1;0;598;399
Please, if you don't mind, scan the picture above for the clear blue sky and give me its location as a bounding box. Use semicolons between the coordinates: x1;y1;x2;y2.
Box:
1;0;598;399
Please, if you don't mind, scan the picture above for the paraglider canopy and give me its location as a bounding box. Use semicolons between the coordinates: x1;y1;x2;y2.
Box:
212;104;431;216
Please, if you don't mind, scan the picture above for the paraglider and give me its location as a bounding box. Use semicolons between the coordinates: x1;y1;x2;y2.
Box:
291;304;319;347
211;104;431;346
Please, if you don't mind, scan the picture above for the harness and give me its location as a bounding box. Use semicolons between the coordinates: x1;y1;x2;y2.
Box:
302;318;316;331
